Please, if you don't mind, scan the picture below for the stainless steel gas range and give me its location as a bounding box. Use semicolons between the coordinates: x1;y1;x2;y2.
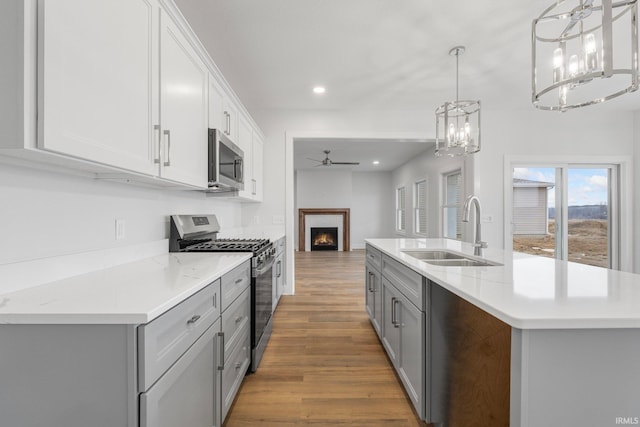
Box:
169;214;274;372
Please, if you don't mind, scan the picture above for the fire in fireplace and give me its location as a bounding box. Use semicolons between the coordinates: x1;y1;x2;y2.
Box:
311;227;338;251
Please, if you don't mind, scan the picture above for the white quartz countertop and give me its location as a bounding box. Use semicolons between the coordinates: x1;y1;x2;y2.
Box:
0;252;251;325
366;238;640;329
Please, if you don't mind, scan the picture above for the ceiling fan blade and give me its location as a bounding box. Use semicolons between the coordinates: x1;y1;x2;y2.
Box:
331;161;360;165
306;157;322;162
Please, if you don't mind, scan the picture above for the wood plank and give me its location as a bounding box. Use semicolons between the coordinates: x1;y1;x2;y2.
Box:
224;250;429;427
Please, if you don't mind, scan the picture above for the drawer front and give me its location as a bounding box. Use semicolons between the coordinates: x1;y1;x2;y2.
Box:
382;254;424;310
221;287;250;353
221;323;250;422
221;261;251;311
138;280;220;391
365;244;382;271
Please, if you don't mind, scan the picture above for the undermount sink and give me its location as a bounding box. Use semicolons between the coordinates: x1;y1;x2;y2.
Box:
401;250;502;267
401;250;465;260
422;258;501;267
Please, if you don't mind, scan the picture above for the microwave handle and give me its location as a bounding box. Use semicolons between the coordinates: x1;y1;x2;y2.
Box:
234;158;243;181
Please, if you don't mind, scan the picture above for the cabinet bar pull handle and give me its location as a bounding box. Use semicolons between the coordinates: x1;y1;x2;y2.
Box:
393;298;400;328
153;125;161;164
213;294;217;309
391;297;397;326
217;332;225;370
186;314;201;324
235;278;243;284
163;129;171;166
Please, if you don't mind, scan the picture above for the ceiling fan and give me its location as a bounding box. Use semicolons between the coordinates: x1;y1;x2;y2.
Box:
307;150;360;167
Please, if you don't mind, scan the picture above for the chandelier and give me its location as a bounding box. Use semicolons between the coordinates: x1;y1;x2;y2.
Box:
532;0;639;111
435;46;481;157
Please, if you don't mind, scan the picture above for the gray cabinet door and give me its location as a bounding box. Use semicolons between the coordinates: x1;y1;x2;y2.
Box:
381;277;425;419
397;293;424;416
381;278;400;365
365;261;382;337
140;321;218;427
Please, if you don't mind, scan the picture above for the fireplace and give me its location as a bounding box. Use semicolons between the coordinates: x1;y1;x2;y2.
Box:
311;227;338;251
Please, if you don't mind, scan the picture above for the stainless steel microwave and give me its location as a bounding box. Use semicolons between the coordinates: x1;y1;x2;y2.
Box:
208;129;244;192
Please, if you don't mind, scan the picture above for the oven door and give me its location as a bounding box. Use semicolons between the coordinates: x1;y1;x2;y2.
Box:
253;256;274;349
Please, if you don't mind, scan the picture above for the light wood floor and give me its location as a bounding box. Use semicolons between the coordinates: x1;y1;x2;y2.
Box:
224;250;429;427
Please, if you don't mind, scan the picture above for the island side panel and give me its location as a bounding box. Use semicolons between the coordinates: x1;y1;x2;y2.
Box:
430;282;511;426
0;324;137;427
511;328;640;427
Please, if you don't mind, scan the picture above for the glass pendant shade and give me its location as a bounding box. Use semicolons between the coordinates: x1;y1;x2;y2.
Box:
435;46;481;157
532;0;639;111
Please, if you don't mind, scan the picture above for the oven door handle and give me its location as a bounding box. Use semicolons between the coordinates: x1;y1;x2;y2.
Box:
255;257;275;276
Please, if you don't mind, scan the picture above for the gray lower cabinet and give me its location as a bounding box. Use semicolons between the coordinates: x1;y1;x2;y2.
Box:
220;286;251;421
366;248;427;421
273;236;285;310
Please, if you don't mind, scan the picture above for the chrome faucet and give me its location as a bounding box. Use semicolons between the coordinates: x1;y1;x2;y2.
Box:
462;195;488;256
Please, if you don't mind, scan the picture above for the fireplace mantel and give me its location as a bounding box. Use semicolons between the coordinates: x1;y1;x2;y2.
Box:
298;208;350;252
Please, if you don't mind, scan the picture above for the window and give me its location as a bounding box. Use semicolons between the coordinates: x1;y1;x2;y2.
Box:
442;171;462;239
511;164;620;269
396;186;406;233
414;179;427;235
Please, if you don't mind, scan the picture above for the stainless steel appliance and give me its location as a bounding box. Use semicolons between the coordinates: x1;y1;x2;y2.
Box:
208;129;244;193
169;214;274;372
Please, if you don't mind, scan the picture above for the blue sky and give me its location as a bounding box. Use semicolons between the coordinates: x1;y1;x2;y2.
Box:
513;167;608;207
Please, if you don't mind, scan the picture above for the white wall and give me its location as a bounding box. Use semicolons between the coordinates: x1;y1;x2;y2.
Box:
634;110;640;273
0;162;242;268
294;169;393;250
351;172;394;248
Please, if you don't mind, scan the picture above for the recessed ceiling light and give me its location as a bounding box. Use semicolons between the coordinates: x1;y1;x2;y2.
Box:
313;86;326;94
372;160;380;165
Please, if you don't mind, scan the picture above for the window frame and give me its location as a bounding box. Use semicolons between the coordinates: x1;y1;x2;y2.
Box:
442;170;463;240
414;178;428;236
396;186;406;234
505;155;632;272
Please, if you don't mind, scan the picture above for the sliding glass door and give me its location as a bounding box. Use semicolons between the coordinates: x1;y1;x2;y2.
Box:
511;164;618;269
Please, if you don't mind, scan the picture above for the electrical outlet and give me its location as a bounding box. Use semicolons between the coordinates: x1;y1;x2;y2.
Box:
253;216;260;225
115;219;126;240
273;215;284;225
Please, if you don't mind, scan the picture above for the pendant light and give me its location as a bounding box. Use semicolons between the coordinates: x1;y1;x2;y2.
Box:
532;0;638;111
435;46;481;157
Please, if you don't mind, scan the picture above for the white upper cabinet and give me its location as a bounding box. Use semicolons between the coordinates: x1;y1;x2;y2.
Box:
158;9;208;188
1;0;261;193
237;114;253;199
251;131;264;202
208;75;238;143
236;114;264;202
37;0;159;175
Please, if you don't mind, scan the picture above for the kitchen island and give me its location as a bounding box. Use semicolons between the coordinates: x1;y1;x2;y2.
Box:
365;238;640;427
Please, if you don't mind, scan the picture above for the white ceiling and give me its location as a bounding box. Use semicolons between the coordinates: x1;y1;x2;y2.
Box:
294;138;434;172
175;0;640;168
